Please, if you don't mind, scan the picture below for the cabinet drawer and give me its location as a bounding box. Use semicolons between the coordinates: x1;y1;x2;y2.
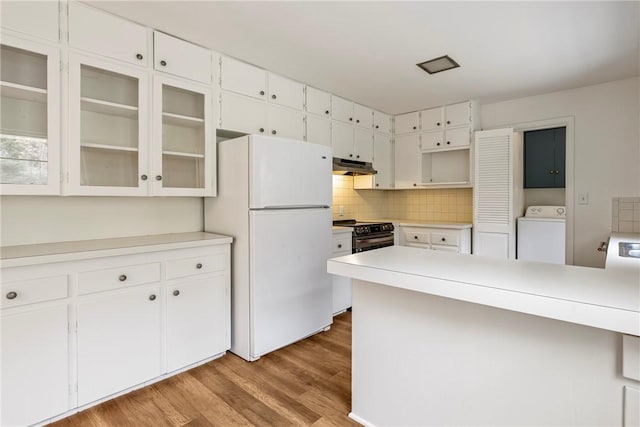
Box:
1;275;68;309
332;235;352;254
431;232;459;247
430;244;459;252
403;229;430;244
166;253;227;280
78;263;161;295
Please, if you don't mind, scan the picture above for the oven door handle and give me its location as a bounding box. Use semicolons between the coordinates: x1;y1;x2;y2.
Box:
357;236;394;245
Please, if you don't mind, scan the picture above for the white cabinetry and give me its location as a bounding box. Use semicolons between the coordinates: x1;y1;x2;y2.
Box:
332;122;373;163
394;134;421;188
305;114;331;147
0;34;61;195
68;2;149;67
473;128;523;259
0;233;231;425
219;91;266;135
219;56;266;100
153;31;211;84
353;103;373;129
331;228;353;315
1;0;59;42
1;275;69;427
268;104;305;140
373;111;391;134
395;111;420;134
354;133;394;189
332;96;354;124
306;86;331;117
267;73;304;110
399;225;471;254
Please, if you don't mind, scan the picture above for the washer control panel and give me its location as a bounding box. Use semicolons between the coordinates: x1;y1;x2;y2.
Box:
525;206;566;218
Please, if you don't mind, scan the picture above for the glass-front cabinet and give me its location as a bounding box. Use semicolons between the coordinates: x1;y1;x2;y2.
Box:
68;53;149;196
153;76;214;196
0;35;60;195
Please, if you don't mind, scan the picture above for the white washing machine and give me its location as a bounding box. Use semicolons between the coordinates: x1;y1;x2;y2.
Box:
517;206;566;264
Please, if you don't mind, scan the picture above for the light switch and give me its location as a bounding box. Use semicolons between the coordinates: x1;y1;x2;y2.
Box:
578;193;589;205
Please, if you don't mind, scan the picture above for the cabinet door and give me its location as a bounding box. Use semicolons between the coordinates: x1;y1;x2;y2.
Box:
268;105;304;140
153;76;214;196
331;120;354;159
373;133;393;188
394;111;420;134
354;128;373;163
1;304;69;427
306;86;331;117
353;104;373;129
268;73;304;110
77;285;162;406
524;127;565;188
394;134;421;188
331;96;354;123
166;275;228;372
68;2;149;67
373;111;391;134
68;54;149;196
1;0;59;41
220;56;266;100
219;92;267;135
306;115;331;147
0;35;61;195
420;107;443;131
420;131;443;151
445;127;471;149
154;32;211;84
445;102;471;127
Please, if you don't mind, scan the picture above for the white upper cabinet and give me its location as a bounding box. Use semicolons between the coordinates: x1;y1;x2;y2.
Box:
395;111;420;134
420;107;444;132
153;32;211;84
353;128;374;163
331;96;354;124
0;35;61;195
67;53;150;196
306;86;331;117
305;115;331;147
219;91;267;135
420;127;471;151
267;105;304;140
331;121;354;159
354;133;394;190
1;0;59;42
68;2;149;67
445;102;473;127
395;134;421;188
219;56;266;100
373;111;391;134
353;104;373;129
267;73;304;110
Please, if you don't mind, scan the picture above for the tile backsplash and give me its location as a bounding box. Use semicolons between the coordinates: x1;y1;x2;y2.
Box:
332;175;473;222
612;197;640;232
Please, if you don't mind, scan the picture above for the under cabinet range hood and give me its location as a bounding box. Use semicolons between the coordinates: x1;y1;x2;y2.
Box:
332;157;377;176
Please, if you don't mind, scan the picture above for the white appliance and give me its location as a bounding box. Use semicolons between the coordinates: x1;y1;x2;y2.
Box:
517;206;566;264
204;135;333;361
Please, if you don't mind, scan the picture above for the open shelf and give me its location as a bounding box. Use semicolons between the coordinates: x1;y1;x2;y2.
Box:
1;81;47;103
162;150;205;159
81;143;139;152
81;97;138;118
162;112;204;128
421;149;471;187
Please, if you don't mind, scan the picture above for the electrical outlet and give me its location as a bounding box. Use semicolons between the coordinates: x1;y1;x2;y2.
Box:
338;205;344;216
578;193;589;205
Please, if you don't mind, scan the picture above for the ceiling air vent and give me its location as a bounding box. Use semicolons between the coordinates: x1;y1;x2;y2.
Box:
417;55;460;74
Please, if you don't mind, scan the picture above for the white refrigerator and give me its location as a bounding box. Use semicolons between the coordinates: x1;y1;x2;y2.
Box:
204;135;333;361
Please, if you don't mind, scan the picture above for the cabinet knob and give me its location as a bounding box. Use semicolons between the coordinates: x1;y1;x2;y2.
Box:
349;154;353;157
412;126;417;130
173;290;180;297
413;183;417;187
446;120;451;125
338;244;342;249
119;274;127;282
375;125;379;129
349;117;353;121
6;291;17;300
160;60;167;67
437;142;441;146
271;94;277;99
196;263;203;269
259;128;265;133
414;236;418;240
555;170;560;174
375;183;379;187
149;294;157;301
141;174;148;181
356;119;360;123
549;170;554;175
271;130;277;135
441;237;446;242
325;110;330;115
156;175;162;181
136;53;143;60
446;141;451;145
259;90;265;96
437;122;441;126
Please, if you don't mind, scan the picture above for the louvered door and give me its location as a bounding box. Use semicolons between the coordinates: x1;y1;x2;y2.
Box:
473;128;523;259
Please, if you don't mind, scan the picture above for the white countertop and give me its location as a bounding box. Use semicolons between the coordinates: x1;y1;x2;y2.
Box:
364;218;472;229
1;232;233;268
328;246;640;335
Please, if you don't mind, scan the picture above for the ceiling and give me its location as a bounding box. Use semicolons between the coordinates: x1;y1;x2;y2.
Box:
86;1;640;115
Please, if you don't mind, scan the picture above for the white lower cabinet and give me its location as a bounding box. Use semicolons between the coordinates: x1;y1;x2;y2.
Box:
399;225;471;254
331;229;352;315
0;233;231;426
77;284;163;406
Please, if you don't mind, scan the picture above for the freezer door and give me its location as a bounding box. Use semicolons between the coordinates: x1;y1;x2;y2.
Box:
249;136;332;209
249;208;332;358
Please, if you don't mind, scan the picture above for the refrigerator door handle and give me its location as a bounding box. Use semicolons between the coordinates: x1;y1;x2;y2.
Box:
258;205;330;210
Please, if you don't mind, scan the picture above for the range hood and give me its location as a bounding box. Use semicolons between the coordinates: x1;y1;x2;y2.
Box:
332;157;377;176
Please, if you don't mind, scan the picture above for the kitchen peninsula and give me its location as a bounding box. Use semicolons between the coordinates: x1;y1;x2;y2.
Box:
327;244;640;426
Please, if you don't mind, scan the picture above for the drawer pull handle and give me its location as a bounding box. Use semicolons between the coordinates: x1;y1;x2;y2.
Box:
6;291;17;300
149;294;157;301
337;244;342;249
173;290;180;296
196;263;203;269
119;274;127;282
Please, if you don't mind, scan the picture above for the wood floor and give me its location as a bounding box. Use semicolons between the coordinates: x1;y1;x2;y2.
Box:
50;312;357;427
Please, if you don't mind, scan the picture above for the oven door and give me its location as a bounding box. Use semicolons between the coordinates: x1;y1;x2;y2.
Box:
353;233;394;253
